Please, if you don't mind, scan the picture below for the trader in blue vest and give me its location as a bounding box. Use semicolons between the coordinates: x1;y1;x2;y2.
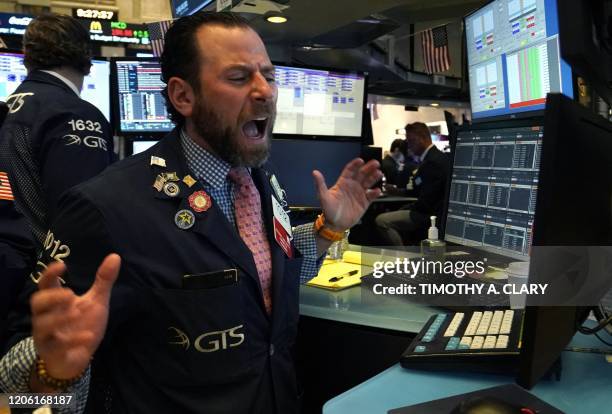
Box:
1;12;382;413
0;14;113;351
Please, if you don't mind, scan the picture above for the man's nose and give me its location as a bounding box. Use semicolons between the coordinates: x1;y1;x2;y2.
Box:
251;73;276;103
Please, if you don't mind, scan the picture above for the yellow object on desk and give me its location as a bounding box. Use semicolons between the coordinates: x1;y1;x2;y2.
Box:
307;261;371;291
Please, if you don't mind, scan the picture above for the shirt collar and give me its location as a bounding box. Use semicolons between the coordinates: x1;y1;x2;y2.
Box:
180;129;232;188
419;143;435;162
40;70;81;97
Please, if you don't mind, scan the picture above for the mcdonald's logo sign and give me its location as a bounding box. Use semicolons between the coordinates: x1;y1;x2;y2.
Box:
89;20;103;33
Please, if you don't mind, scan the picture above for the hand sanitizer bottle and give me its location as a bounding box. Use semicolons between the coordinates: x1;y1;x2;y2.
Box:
421;216;446;258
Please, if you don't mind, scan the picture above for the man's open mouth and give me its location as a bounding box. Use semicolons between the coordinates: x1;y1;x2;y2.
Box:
242;117;269;139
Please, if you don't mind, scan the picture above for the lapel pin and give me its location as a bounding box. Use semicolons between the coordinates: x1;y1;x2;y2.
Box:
153;174;166;192
163;182;180;197
183;175;197;188
175;209;195;230
162;172;179;182
188;190;212;213
150;156;166;167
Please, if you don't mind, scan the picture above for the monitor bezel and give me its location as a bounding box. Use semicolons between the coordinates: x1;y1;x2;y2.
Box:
270;61;369;143
110;56;175;138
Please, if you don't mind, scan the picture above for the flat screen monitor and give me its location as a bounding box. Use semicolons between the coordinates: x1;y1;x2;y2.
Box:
82;59;111;123
112;58;174;135
445;120;543;260
128;140;158;156
0;51;27;102
272;64;367;141
170;0;214;18
268;139;361;208
0;51;111;122
465;0;573;120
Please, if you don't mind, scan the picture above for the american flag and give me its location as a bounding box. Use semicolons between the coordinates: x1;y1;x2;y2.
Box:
148;19;174;57
0;171;14;201
421;25;451;74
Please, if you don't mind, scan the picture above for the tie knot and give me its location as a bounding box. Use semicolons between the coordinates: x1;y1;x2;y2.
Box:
228;167;252;189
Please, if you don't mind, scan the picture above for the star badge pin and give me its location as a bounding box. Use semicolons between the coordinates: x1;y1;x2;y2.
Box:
175;209;195;230
188;190;212;213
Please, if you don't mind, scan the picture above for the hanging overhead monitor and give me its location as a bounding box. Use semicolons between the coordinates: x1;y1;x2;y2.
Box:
272;64;368;141
465;0;573;121
170;0;214;18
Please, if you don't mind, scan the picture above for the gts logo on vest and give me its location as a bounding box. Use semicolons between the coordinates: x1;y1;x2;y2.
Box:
63;134;108;150
168;325;245;353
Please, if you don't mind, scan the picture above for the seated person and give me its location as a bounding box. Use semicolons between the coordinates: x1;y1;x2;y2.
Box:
375;122;450;245
381;139;417;193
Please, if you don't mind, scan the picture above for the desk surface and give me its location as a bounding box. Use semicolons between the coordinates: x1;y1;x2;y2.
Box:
323;327;612;414
300;246;438;333
299;285;437;333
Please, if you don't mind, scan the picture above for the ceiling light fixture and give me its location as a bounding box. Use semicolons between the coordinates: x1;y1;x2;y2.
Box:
430;103;440;107
264;11;288;23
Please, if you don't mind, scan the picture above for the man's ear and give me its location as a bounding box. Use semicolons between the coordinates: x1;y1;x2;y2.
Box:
167;77;196;119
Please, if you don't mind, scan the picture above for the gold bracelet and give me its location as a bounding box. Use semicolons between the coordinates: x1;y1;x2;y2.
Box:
314;214;345;242
36;356;85;390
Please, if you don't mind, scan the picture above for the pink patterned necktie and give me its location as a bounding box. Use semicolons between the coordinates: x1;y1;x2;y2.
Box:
228;167;273;314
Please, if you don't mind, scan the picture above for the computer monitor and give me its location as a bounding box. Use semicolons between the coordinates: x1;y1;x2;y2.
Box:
170;0;214;18
0;51;111;122
445;120;543;260
0;50;27;102
111;58;174;135
82;59;111;123
126;139;158;156
268;139;361;208
516;93;612;388
272;64;367;141
465;0;574;120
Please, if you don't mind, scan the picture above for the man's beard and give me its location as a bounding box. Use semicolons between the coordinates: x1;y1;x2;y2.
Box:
192;97;274;168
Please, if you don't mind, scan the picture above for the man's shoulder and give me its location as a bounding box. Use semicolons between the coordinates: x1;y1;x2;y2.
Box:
6;79;107;125
73;134;176;201
424;147;449;166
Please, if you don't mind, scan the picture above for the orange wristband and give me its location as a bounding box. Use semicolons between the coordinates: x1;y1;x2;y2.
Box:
314;214;344;242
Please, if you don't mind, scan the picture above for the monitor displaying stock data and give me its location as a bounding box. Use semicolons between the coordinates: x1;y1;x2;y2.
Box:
465;0;573;120
272;65;366;139
113;59;174;134
445;123;543;259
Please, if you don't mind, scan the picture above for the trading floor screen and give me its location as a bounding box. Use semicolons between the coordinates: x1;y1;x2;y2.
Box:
272;65;365;138
114;60;174;133
465;0;572;119
445;125;543;259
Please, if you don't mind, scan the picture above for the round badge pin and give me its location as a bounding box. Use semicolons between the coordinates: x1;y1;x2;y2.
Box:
188;190;212;213
174;209;195;230
163;182;180;197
